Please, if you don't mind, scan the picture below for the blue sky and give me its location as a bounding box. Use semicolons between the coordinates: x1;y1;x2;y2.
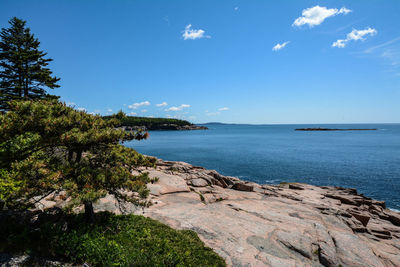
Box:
1;0;399;124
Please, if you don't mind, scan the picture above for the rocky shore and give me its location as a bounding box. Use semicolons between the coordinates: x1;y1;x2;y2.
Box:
27;159;400;266
122;124;208;131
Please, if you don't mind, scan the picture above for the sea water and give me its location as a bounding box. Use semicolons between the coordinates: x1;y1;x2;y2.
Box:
126;124;400;210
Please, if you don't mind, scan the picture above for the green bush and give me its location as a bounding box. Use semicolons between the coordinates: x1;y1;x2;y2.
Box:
0;212;226;267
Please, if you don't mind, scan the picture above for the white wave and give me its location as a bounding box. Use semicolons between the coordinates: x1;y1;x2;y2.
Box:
263;179;280;184
388;208;400;213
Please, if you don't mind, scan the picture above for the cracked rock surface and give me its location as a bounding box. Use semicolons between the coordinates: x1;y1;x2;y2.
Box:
142;159;400;267
40;158;400;267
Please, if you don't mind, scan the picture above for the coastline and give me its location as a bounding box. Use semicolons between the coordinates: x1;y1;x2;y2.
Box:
130;123;399;211
122;124;208;131
103;157;400;266
28;157;400;266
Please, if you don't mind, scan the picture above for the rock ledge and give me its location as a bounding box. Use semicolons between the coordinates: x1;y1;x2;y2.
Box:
38;158;400;267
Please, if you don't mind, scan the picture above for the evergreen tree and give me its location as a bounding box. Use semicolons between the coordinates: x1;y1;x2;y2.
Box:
0;17;60;111
0;100;155;222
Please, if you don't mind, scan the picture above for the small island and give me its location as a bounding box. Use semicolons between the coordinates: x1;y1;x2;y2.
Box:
295;128;377;131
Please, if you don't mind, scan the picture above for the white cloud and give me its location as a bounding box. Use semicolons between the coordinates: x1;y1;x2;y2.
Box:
166;107;180;111
76;107;86;112
182;24;210;40
128;101;150;109
156;102;168;107
107;108;113;113
129;112;137;116
293;6;351;28
332;27;377;48
234;7;239;11
272;41;290;51
66;102;75;106
339;7;352;14
218;107;230;111
141;109;148;113
165;104;190;111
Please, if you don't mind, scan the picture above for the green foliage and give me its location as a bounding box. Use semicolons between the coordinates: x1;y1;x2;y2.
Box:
0;169;21;204
0;17;60;111
199;193;205;202
0;100;155;214
104;115;193;130
0;212;226;266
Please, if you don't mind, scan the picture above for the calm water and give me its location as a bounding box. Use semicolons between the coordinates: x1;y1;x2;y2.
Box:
126;124;400;210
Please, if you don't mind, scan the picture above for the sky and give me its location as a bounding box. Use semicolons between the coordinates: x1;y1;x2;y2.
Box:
1;0;400;124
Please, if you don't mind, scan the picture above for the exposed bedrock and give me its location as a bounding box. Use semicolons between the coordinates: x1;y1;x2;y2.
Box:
38;158;400;267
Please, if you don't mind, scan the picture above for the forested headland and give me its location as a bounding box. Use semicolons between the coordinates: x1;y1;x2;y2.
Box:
103;115;208;130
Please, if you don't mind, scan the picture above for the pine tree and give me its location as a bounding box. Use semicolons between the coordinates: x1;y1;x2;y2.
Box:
0;100;155;222
0;17;60;111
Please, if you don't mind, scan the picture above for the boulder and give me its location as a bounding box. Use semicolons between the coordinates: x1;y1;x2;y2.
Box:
146;170;190;195
288;184;305;190
388;212;400;226
324;194;360;206
191;178;209;187
231;182;254;192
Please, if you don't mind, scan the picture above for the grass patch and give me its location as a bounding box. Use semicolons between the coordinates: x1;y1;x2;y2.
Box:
0;211;226;266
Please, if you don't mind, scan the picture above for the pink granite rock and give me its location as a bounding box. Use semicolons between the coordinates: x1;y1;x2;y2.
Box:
36;158;400;267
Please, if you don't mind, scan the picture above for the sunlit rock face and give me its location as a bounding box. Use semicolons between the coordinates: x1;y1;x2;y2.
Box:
40;158;400;267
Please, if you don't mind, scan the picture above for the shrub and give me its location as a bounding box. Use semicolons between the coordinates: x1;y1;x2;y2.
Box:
0;212;226;266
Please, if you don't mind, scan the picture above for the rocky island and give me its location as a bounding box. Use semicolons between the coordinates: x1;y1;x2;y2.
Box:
296;128;377;131
30;158;400;267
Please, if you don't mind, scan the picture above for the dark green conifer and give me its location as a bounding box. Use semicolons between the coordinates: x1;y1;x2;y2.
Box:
0;100;155;222
0;17;60;111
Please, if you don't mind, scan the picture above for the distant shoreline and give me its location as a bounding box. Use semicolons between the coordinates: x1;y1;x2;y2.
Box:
295;128;377;131
123;124;208;131
103;115;208;131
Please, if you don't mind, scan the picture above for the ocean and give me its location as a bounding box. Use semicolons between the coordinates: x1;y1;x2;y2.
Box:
126;123;400;210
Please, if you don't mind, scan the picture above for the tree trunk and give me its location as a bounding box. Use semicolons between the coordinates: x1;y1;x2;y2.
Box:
76;150;82;163
84;201;95;224
18;70;23;97
67;150;73;163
